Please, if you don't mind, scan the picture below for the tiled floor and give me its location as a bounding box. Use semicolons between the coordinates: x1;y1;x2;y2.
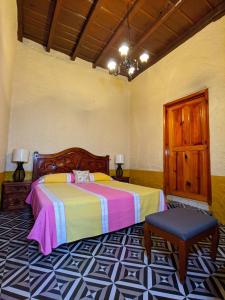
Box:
0;202;224;300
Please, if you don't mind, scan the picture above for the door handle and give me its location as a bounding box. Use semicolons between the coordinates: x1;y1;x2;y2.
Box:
186;181;191;186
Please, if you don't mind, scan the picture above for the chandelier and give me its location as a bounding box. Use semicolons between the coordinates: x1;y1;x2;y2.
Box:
107;2;150;78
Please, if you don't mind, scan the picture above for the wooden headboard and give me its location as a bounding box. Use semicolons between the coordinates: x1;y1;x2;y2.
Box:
32;147;110;181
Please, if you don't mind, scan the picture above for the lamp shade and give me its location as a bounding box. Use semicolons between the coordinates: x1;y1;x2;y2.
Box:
115;154;124;164
12;149;29;163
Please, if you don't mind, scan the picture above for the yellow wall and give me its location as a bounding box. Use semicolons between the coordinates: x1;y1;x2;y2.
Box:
130;17;225;223
130;170;163;189
211;176;225;223
6;40;130;171
0;0;17;172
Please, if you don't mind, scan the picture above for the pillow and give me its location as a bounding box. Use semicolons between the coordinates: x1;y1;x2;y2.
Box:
38;173;75;183
73;170;90;183
89;172;112;182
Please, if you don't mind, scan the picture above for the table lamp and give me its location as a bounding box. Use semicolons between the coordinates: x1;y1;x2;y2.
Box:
115;154;124;177
12;149;29;182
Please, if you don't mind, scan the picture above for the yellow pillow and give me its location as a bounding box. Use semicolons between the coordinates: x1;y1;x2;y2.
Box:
38;173;74;183
89;172;112;182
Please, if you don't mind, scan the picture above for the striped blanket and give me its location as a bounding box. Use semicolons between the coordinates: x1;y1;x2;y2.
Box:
26;180;166;255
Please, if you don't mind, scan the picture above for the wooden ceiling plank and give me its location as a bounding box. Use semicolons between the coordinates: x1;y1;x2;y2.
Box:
71;0;102;61
23;33;45;45
86;34;105;45
46;0;63;52
17;0;24;41
93;0;143;68
176;9;194;25
23;7;50;24
61;6;86;21
100;6;121;23
93;20;114;34
53;34;76;46
131;0;184;57
132;0;225;80
168;0;194;25
140;8;179;37
57;23;80;35
204;0;214;9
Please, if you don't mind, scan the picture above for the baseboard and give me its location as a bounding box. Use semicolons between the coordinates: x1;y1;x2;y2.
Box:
167;195;209;211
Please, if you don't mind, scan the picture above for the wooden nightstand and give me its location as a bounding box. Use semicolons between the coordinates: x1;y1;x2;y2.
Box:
1;181;31;210
112;176;130;183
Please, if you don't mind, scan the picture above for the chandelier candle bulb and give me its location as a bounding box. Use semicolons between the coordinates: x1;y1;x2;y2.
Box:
128;66;135;76
140;52;150;63
107;60;117;71
118;43;129;57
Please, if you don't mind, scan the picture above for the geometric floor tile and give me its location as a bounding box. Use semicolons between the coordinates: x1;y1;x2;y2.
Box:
0;202;224;300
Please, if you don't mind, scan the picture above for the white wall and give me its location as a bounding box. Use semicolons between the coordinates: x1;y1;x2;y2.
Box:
130;16;225;176
0;0;17;172
7;40;130;171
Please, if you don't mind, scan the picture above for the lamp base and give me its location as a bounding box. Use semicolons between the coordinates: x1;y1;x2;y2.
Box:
13;162;25;182
116;164;123;178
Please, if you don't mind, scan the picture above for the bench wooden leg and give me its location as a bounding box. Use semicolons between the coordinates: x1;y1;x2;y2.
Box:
179;240;188;283
144;223;152;262
211;225;219;261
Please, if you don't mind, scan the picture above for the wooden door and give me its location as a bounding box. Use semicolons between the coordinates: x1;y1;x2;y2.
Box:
164;89;211;203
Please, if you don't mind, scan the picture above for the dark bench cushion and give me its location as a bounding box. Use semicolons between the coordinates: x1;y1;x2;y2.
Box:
145;208;218;240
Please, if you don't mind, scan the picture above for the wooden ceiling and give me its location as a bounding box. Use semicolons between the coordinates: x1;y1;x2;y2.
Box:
17;0;225;80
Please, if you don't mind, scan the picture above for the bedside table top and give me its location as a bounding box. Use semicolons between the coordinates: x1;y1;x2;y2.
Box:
112;176;130;183
112;176;129;179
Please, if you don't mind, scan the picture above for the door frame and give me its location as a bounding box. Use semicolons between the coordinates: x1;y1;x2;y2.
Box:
163;88;212;204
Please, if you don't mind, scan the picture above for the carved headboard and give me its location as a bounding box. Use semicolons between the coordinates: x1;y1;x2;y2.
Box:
32;147;110;181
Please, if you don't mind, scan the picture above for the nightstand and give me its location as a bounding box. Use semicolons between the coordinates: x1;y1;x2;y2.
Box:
112;176;130;183
1;181;31;210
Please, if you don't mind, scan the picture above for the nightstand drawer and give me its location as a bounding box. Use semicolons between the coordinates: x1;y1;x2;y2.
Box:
1;181;32;210
2;193;28;210
4;184;30;194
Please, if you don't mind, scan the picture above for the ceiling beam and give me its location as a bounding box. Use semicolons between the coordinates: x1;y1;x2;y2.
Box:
131;1;225;80
17;0;24;42
131;0;184;57
46;0;62;52
204;0;214;10
93;0;143;68
71;0;102;61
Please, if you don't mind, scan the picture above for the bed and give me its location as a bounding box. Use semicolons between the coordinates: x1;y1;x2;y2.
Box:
26;148;166;255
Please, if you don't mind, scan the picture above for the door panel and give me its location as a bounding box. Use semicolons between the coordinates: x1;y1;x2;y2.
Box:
183;151;199;194
164;90;211;203
182;105;191;145
168;151;177;192
199;150;208;197
171;108;183;147
176;151;184;191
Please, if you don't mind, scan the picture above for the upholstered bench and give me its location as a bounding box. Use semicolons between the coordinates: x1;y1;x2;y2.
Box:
144;207;219;283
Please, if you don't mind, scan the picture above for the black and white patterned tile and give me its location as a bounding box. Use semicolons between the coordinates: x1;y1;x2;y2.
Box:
0;203;224;300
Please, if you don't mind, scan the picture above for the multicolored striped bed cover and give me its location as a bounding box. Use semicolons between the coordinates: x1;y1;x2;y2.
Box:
26;180;166;255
